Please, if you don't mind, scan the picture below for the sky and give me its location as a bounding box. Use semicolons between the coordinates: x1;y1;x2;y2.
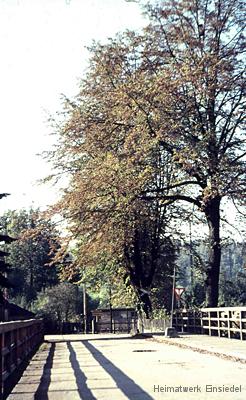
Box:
0;0;146;213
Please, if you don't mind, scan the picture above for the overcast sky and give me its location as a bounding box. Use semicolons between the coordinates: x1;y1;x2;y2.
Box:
0;0;146;213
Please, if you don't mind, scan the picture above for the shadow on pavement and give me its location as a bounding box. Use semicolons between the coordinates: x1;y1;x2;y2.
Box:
34;342;55;400
82;340;154;400
67;341;97;400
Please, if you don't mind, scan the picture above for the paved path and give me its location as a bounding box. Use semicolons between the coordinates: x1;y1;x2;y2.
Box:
149;332;246;362
8;333;246;400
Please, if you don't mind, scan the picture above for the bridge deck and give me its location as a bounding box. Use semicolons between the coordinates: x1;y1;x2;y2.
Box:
7;333;246;400
149;332;246;362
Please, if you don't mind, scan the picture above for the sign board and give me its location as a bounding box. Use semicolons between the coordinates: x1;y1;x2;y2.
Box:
174;287;185;300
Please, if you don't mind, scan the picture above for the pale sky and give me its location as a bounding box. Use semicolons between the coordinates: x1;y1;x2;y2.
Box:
0;0;146;213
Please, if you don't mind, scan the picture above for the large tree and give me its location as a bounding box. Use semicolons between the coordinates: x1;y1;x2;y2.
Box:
47;0;245;310
47;105;177;316
141;0;245;306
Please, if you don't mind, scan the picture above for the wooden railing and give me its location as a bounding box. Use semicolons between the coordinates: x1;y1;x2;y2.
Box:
0;319;43;399
173;307;246;340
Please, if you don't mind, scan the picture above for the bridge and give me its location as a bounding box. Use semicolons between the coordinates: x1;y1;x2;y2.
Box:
1;307;246;399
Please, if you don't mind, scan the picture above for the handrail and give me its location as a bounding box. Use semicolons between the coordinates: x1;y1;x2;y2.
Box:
0;318;42;333
200;306;246;312
0;318;43;399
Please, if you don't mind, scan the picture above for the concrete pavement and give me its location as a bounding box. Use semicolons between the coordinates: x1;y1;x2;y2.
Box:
149;332;246;362
7;333;246;400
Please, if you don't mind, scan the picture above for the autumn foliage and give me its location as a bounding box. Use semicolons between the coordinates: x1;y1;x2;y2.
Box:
46;0;245;313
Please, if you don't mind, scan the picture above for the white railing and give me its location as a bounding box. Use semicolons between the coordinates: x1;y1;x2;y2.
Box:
173;307;246;340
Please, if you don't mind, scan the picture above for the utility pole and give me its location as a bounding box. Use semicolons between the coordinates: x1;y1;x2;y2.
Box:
165;265;178;337
109;284;113;333
170;264;176;327
189;218;194;289
83;284;87;333
189;204;195;290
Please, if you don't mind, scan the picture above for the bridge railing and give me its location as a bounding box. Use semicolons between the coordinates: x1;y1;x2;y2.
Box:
173;307;246;340
0;318;43;399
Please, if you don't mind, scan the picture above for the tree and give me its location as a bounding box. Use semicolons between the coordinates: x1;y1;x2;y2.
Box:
46;89;178;316
47;157;177;317
0;208;60;304
177;238;246;307
0;193;16;306
46;0;245;310
64;256;137;309
140;0;246;307
33;282;101;334
33;283;80;324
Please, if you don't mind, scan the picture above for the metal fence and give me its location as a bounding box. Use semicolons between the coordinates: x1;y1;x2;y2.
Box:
173;307;246;340
0;319;43;399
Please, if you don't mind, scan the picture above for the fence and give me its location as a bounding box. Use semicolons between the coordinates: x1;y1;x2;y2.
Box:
0;319;43;399
173;307;246;340
92;318;137;333
94;319;138;333
141;317;170;333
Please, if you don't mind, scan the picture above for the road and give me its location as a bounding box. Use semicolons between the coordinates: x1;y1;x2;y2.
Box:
8;333;246;399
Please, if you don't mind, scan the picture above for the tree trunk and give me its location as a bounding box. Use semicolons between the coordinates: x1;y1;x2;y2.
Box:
204;196;221;307
124;231;153;319
136;289;152;319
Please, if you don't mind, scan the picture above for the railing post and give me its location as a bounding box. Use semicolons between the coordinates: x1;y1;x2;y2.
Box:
240;310;243;341
217;310;220;337
228;311;231;339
